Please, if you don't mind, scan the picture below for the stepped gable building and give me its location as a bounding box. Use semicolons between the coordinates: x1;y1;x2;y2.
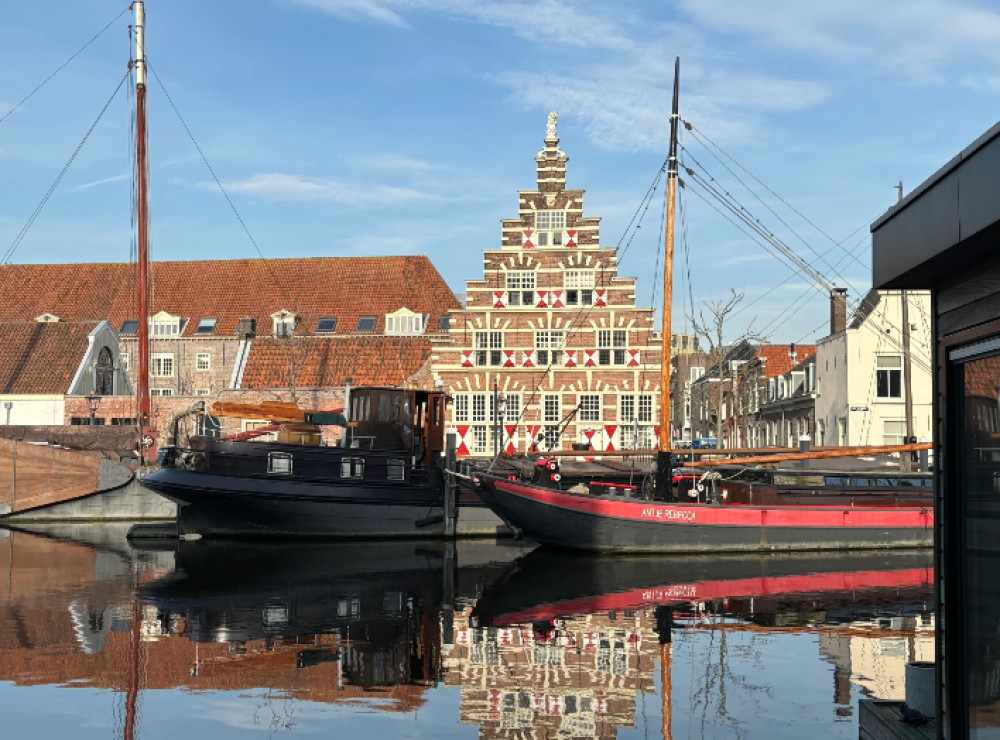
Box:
433;112;663;456
0;257;460;436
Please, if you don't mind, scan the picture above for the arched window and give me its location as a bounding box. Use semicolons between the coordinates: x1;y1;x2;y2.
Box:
95;347;114;395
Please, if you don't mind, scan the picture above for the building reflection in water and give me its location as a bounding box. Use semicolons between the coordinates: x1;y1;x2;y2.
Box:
0;527;932;737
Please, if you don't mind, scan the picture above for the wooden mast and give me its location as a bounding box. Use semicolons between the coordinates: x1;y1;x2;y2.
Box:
134;1;156;463
656;58;680;494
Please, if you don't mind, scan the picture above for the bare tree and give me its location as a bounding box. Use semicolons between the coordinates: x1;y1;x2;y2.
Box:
689;290;763;447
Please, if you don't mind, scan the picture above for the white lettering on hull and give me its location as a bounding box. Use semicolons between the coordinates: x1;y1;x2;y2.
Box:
640;507;696;522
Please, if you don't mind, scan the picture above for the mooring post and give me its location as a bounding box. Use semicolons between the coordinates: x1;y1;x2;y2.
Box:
444;433;457;538
442;539;456;644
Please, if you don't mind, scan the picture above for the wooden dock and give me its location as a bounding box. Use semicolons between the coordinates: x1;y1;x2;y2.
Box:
859;700;936;740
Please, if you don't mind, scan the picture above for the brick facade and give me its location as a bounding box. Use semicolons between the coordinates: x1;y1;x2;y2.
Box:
432;113;663;457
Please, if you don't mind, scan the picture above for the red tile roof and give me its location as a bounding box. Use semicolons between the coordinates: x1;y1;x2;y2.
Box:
0;321;98;394
0;257;461;338
241;336;433;389
754;344;816;379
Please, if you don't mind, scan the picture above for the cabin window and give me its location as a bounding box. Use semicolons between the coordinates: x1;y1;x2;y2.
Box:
196;353;210;371
194;318;217;334
356;316;377;332
267;452;293;475
876;355;903;398
852;476;875;487
151;353;174;377
120;319;139;335
898;477;925;488
534;210;565;247
387;459;405;481
505;271;536;306
316;317;338;333
341;457;365;478
824;476;849;486
876;477;897;487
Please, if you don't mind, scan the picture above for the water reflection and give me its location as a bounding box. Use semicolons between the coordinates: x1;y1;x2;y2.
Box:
0;525;933;739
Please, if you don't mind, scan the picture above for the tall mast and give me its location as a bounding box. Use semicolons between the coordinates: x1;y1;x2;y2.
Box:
656;58;679;494
134;1;155;462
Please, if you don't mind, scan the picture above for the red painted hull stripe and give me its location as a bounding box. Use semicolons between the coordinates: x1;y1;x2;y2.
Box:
494;480;933;528
494;567;933;624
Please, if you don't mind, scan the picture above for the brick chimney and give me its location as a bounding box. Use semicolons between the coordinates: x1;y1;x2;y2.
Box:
830;288;848;335
236;317;257;339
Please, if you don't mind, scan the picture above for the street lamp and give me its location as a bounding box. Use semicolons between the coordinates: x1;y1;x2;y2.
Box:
85;392;101;425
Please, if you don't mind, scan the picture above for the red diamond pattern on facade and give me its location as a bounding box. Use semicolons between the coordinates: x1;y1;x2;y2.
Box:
565;229;577;248
522;229;535;249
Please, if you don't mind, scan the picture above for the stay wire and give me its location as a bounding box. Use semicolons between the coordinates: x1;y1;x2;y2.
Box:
0;6;131;127
683;119;868;274
1;70;131;266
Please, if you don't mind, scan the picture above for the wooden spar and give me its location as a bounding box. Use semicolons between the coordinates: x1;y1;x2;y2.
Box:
683;441;933;468
209;400;344;422
134;0;155;463
655;57;680;494
659;56;679;453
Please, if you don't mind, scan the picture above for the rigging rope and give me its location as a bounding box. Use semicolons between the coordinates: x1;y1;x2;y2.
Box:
1;71;131;266
0;6;131;127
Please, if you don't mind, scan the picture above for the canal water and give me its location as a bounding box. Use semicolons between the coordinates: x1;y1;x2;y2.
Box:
0;525;933;739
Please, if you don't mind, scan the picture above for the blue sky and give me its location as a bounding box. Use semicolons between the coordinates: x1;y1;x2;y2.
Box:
1;0;999;344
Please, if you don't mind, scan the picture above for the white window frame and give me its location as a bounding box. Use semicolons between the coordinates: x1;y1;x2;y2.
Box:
454;395;469;423
196;388;210;397
150;313;181;337
876;355;903;399
543;394;561;423
505;271;536;306
563;270;595;306
535;210;566;247
195;352;210;371
267;452;293;475
385;308;427;336
578;394;601;422
150;388;174;397
151;353;174;377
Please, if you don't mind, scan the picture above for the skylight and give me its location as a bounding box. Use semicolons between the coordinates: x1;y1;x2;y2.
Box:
195;318;218;334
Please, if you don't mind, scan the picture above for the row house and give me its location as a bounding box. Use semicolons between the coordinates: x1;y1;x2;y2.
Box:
814;288;933;447
726;343;817;448
0;257;460;437
756;352;818;447
688;342;755;444
670;347;709;445
432;112;664;456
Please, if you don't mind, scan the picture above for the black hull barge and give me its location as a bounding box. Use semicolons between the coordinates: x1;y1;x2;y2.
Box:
141;386;507;539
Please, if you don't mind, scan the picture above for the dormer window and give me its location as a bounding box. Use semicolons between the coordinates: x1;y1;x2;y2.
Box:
385;308;427;336
35;313;60;323
271;310;297;338
534;210;565;247
150;311;182;337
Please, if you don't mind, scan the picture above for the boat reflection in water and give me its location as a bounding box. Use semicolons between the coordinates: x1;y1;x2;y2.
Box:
458;548;934;737
138;538;530;700
0;526;935;738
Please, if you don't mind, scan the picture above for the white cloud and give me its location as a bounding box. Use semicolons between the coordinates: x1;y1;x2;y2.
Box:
72;173;130;191
201;172;434;206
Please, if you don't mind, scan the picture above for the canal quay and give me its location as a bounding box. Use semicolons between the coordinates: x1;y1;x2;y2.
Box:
0;523;933;739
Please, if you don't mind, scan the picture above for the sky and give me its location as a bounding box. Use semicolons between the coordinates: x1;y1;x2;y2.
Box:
1;0;1000;345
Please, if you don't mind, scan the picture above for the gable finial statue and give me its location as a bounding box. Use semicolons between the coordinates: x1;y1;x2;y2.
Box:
547;110;557;138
